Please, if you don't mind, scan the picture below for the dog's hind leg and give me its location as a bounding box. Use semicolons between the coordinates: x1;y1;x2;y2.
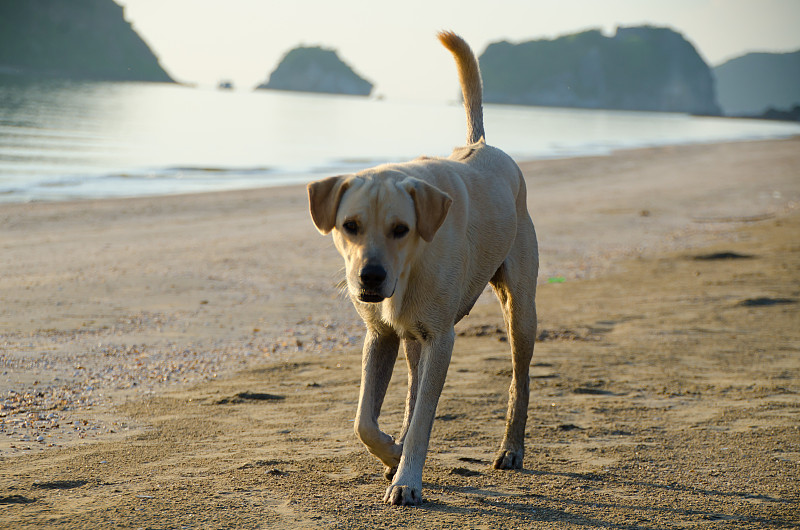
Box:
355;327;403;469
490;220;539;470
383;339;421;480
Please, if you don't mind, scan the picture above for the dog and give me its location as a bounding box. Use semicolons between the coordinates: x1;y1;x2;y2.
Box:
307;31;538;506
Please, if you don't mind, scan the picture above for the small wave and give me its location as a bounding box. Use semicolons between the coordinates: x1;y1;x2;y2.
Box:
40;179;80;188
111;166;276;181
163;166;274;174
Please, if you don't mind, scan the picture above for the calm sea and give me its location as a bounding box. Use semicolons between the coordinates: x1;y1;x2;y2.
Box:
1;77;798;203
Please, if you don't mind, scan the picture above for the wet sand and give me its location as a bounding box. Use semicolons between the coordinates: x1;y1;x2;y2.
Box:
1;138;798;527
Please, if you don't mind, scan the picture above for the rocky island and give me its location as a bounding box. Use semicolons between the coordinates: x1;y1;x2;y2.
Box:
257;46;373;96
713;50;800;116
0;0;173;82
479;26;720;115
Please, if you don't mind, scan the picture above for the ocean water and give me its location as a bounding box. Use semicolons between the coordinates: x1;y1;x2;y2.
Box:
1;77;799;203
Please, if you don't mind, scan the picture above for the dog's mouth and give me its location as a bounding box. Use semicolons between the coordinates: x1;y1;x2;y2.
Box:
355;281;396;304
358;291;386;303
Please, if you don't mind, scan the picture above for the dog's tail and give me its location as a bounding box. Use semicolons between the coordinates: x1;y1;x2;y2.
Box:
438;31;485;145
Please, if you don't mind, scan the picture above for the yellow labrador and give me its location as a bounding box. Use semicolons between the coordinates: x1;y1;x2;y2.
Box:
307;31;538;506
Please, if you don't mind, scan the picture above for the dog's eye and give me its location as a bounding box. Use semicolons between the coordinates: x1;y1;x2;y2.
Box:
342;220;359;235
392;224;410;239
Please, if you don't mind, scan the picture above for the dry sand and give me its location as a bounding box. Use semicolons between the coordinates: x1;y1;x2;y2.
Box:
1;138;798;528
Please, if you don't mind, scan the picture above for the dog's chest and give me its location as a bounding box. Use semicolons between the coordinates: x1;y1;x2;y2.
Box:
357;295;422;339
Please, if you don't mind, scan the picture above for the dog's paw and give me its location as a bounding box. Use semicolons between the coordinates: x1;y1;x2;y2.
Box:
383;484;422;506
493;449;524;470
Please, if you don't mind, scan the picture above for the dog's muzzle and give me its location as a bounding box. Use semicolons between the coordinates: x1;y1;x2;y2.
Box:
358;263;387;303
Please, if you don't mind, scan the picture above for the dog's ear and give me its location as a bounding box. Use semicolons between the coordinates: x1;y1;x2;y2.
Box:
405;180;453;242
307;176;351;234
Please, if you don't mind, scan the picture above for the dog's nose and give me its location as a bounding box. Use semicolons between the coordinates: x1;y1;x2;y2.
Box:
359;264;387;288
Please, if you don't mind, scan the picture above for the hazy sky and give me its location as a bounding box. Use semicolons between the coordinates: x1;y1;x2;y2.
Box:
117;0;800;101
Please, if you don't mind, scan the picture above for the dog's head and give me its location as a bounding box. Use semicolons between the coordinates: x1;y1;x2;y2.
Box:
308;170;452;303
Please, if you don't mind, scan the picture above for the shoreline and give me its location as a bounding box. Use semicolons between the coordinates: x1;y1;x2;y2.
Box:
3;135;798;206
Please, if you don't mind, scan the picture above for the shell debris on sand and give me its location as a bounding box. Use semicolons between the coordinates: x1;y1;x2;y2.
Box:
1;311;364;456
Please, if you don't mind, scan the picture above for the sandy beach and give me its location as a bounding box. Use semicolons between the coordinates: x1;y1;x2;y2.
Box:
1;137;798;528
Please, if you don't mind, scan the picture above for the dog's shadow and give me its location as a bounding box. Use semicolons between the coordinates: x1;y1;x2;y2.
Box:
418;468;792;527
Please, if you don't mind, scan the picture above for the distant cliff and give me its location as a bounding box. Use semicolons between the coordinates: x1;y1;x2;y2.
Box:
713;51;800;116
257;46;372;96
0;0;173;82
479;26;721;115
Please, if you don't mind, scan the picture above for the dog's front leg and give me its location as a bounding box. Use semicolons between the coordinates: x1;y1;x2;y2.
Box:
384;330;454;506
398;339;421;445
354;328;402;468
384;339;421;481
